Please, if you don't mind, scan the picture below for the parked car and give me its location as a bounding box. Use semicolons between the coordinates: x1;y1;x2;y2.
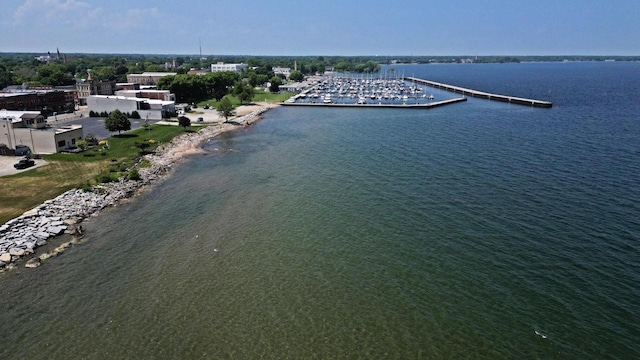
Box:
14;159;35;169
15;145;31;156
197;117;204;122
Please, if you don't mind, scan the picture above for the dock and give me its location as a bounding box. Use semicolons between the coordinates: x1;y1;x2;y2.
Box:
406;77;552;108
281;97;467;109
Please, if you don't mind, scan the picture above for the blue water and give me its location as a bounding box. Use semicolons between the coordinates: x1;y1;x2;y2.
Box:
1;62;639;359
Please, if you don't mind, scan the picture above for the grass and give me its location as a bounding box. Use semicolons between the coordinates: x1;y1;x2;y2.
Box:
196;89;294;108
0;124;197;224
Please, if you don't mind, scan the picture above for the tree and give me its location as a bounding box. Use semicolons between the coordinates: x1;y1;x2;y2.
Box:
289;70;304;82
178;115;191;129
269;76;282;93
105;109;131;135
216;96;235;121
232;81;255;105
239;86;255;104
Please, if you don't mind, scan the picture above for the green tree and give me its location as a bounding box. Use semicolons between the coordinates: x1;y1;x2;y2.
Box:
289;70;304;82
216;96;235;121
239;86;255;104
105;109;131;135
204;71;240;101
268;76;281;93
178;115;191;129
0;64;14;88
232;81;255;105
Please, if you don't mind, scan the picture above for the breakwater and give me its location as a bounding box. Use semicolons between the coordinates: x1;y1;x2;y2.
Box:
406;76;553;108
282;97;467;109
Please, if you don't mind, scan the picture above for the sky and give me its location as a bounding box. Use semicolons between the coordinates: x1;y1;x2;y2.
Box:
0;0;638;56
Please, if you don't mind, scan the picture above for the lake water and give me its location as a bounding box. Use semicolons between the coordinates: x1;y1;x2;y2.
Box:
1;62;639;359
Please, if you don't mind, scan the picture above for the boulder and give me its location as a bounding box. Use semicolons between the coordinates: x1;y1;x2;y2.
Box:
46;226;67;236
34;232;50;240
0;253;11;262
8;248;24;256
25;258;41;268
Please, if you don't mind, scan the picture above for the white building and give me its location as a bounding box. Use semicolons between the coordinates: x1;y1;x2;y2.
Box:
210;62;247;74
273;67;291;78
115;89;176;102
0;110;83;154
87;95;175;120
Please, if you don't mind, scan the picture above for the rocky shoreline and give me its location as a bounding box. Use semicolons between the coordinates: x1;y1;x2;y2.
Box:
0;107;272;271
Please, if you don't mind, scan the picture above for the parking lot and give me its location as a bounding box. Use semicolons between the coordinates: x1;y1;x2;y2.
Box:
0;156;47;177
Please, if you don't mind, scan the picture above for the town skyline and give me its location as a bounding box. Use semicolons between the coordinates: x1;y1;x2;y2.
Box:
1;0;638;56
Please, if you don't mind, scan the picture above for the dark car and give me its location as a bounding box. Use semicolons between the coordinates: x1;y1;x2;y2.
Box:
15;145;31;156
14;159;35;169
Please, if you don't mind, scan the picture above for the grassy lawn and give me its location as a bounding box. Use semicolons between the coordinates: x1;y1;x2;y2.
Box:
196;89;294;108
0;124;196;224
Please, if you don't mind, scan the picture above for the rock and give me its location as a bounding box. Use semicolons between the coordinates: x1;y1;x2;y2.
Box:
0;253;11;262
8;248;24;256
22;208;40;217
36;239;47;247
46;226;66;235
25;258;41;268
34;232;50;240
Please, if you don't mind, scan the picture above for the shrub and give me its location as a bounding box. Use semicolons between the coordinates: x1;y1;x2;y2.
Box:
85;133;98;146
128;168;141;181
131;111;141;119
95;171;115;183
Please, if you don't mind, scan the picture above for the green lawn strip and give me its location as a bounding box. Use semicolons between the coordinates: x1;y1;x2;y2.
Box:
196;90;293;108
0;124;197;224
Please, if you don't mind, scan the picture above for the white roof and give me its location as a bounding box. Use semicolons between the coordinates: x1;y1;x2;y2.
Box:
0;110;41;122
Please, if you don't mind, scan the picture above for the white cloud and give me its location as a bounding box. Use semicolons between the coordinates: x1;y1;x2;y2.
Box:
119;7;164;30
13;0;92;25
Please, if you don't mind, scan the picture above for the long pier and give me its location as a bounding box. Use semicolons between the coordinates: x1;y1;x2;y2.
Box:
406;77;553;108
281;97;467;109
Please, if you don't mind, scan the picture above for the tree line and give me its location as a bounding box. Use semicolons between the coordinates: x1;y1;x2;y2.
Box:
2;52;638;90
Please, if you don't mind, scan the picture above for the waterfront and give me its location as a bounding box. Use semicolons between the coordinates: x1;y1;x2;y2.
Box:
1;62;639;359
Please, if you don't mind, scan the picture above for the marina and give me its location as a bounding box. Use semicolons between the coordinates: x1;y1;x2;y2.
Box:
283;75;462;108
284;74;552;109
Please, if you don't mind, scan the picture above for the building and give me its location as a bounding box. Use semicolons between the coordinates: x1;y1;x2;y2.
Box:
116;83;141;91
0;88;74;115
187;68;209;75
210;62;247;74
0;110;83;154
87;95;175;120
76;79;116;105
126;72;177;86
115;89;176;102
273;67;291;78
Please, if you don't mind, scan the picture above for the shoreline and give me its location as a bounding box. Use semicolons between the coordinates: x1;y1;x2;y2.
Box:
0;103;278;271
